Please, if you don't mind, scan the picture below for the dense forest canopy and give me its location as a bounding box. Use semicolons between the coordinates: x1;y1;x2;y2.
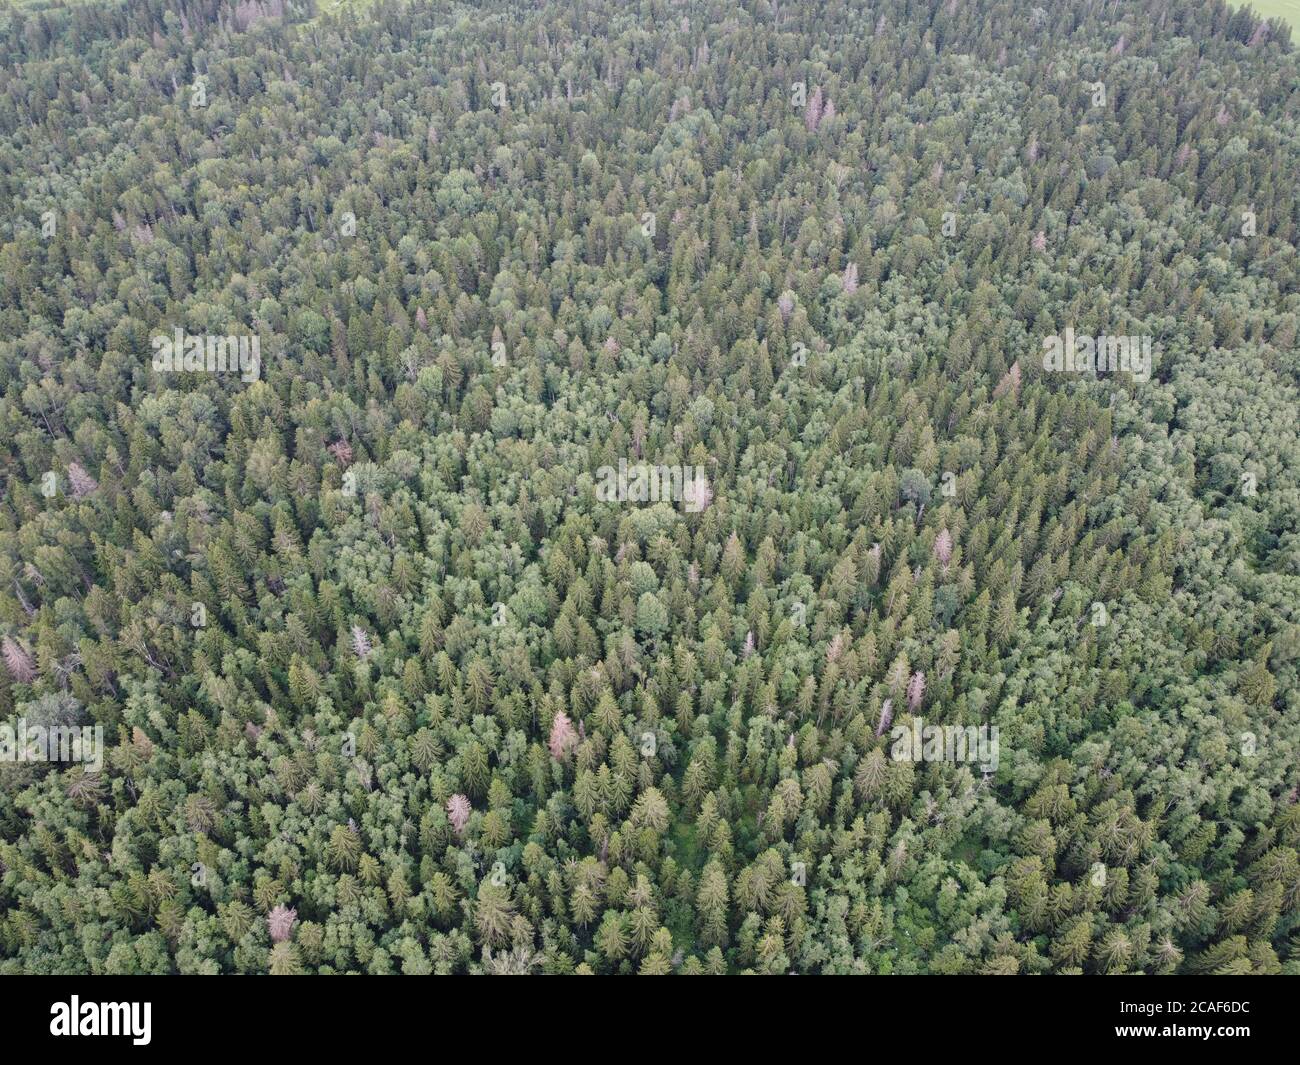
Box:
1;0;1298;975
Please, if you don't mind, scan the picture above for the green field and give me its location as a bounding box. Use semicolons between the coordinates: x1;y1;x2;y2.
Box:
1249;0;1300;31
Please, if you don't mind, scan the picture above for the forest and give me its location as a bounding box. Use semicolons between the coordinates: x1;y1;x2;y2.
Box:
0;0;1298;975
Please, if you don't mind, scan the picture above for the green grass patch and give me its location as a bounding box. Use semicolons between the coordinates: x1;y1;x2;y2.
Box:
1237;0;1300;30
